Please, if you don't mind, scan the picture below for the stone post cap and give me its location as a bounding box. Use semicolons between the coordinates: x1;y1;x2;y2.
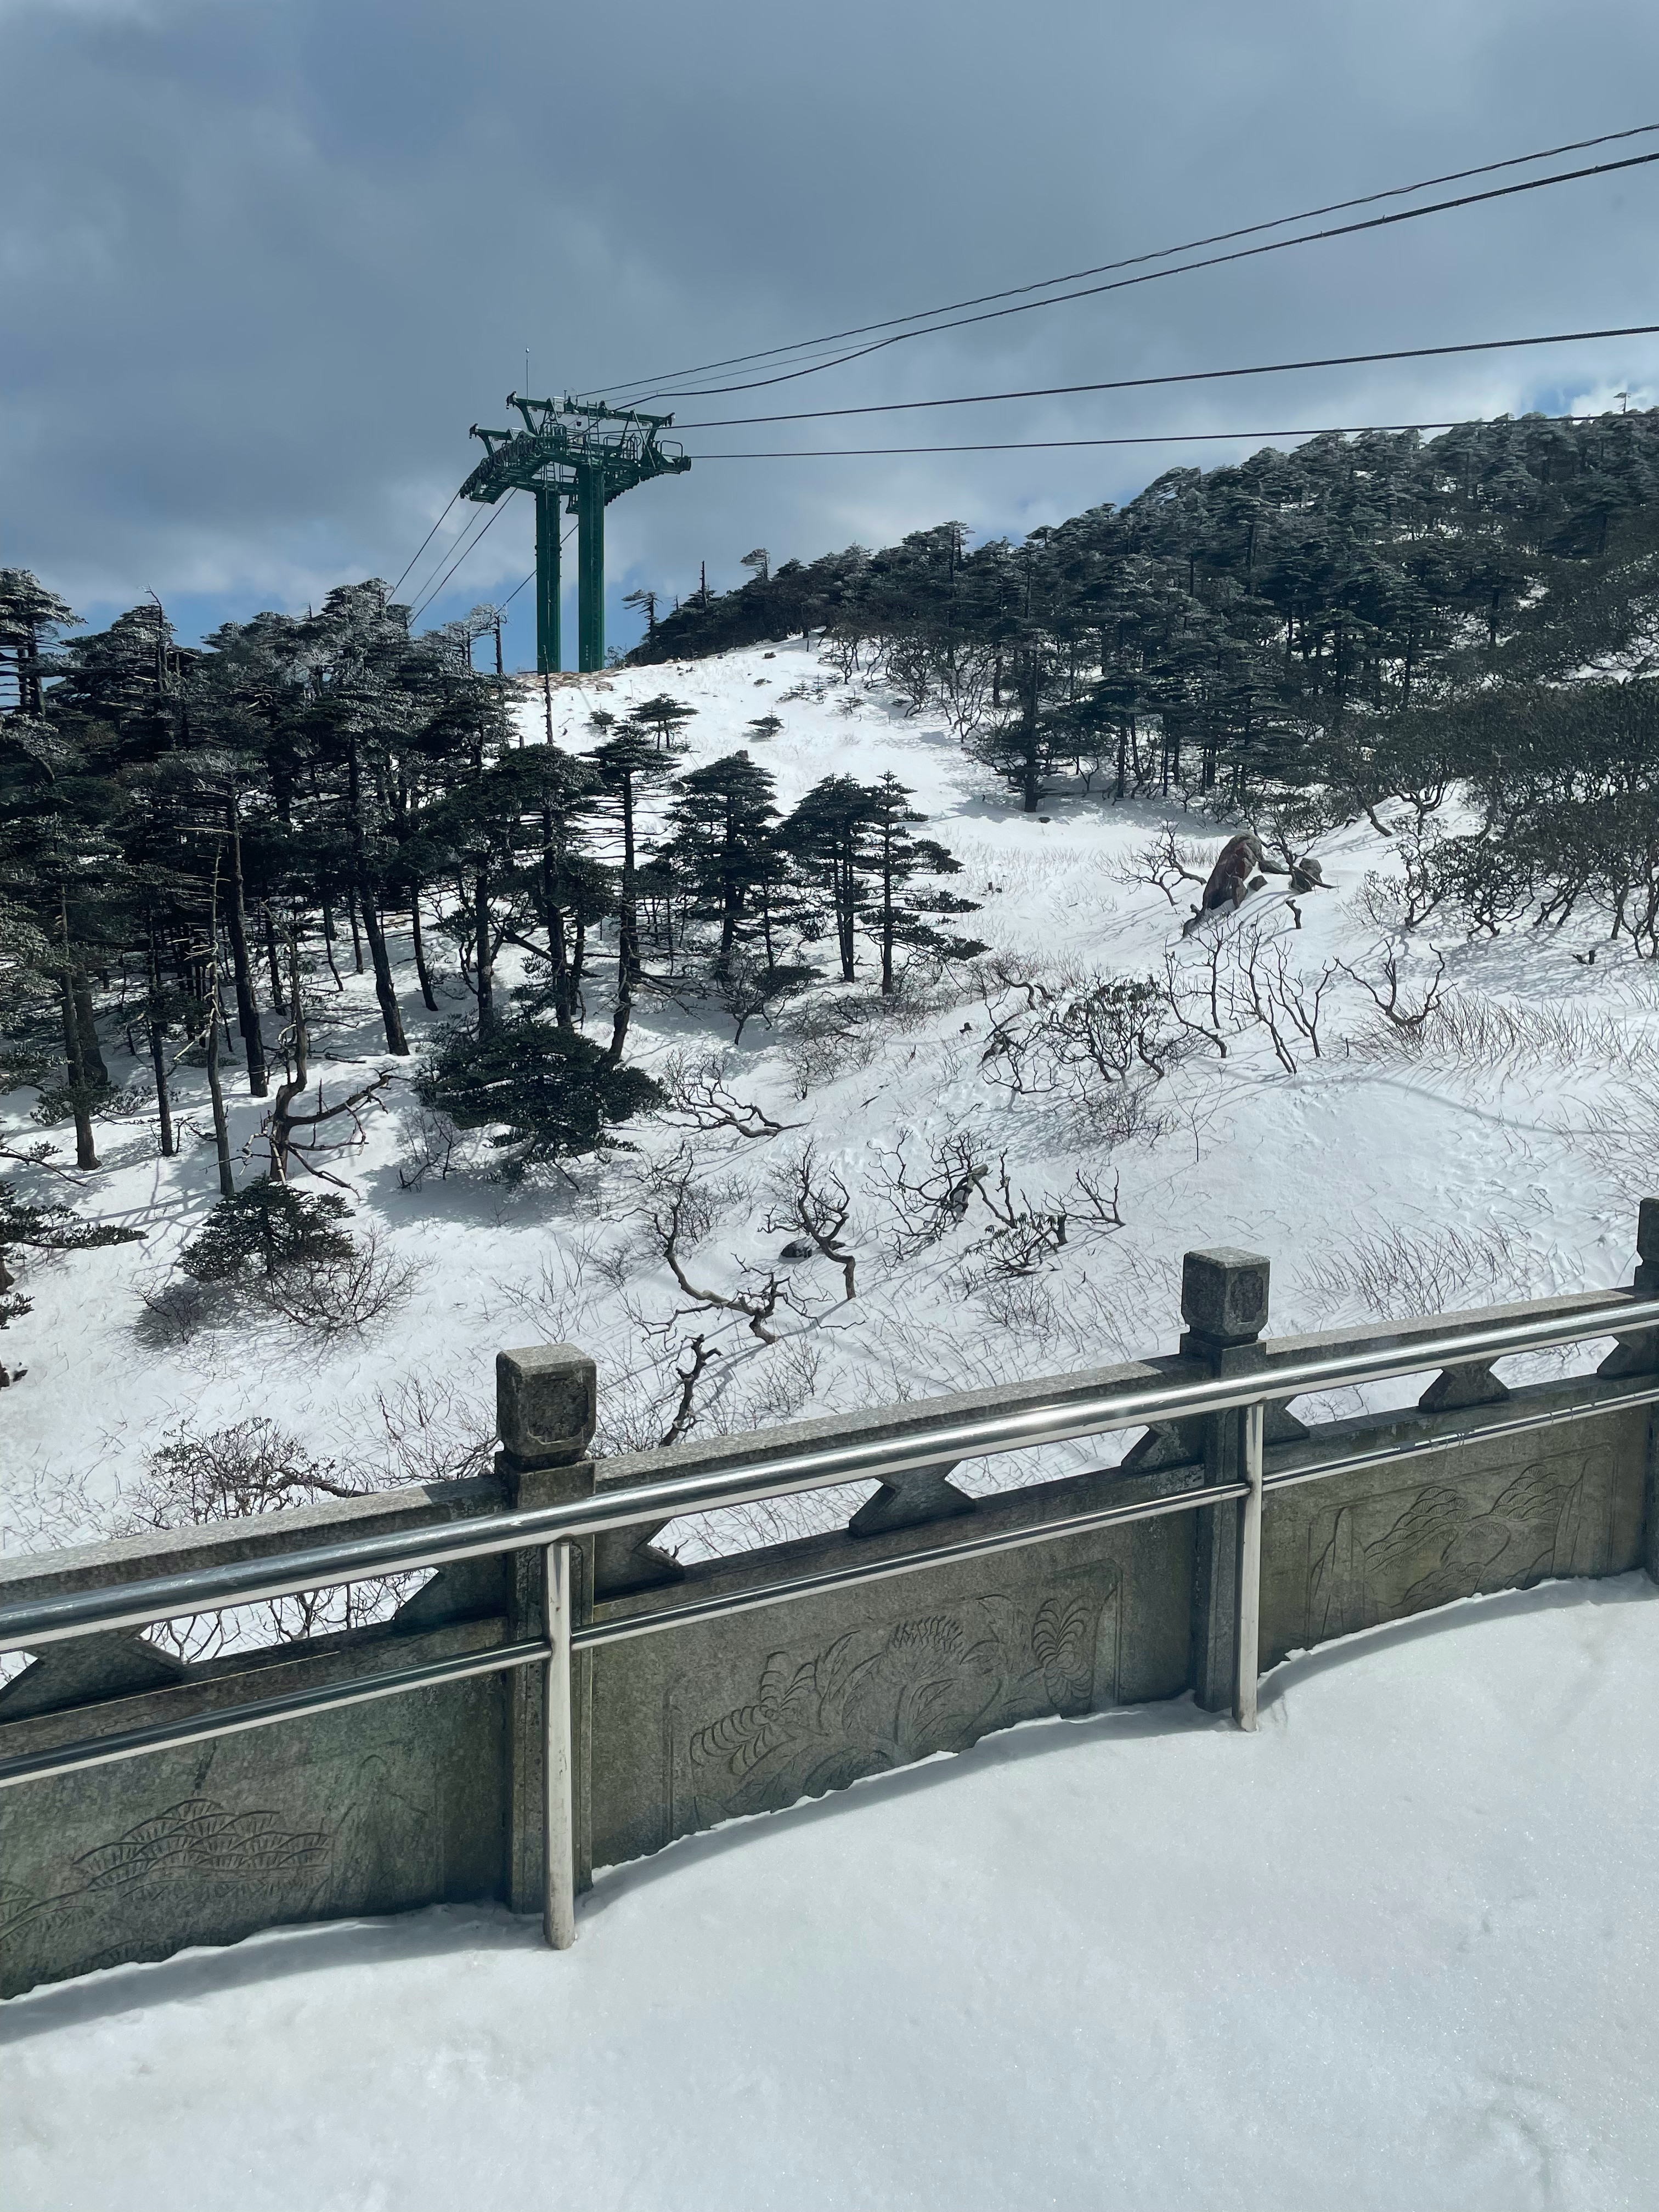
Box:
1180;1248;1271;1347
496;1344;596;1469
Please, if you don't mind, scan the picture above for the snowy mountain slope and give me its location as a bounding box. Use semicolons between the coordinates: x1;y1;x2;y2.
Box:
5;1574;1657;2212
2;634;1654;1562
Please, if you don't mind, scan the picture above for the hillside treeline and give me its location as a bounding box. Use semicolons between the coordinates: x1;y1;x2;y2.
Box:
0;570;983;1278
636;410;1659;827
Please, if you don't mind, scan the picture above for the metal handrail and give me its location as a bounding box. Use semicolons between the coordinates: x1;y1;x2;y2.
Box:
14;1368;1659;1793
3;1291;1651;1656
3;1286;1655;1958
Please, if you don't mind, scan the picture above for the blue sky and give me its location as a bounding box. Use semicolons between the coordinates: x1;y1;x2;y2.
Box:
4;0;1656;663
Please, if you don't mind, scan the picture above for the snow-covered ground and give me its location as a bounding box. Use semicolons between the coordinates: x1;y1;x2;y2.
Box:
5;1574;1656;2212
4;634;1656;1562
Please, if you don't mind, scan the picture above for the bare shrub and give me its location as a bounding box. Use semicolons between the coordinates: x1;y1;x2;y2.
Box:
1350;873;1412;933
1350;827;1447;933
977;961;1179;1125
256;1227;416;1333
659;1051;795;1140
116;1418;421;1660
727;1331;827;1429
1352;988;1659;1080
1069;1165;1126;1237
819;625;876;682
369;1373;495;1487
591;1353;685;1458
882;633;999;742
639;1147;791;1342
785;1023;880;1095
396;1103;461;1190
100;1073;157;1121
492;1235;608;1344
969;1155;1069;1278
690;951;816;1045
1231;924;1339;1073
637;1150;750;1249
868;1130;988;1260
1159;939;1252;1061
975;1271;1059;1336
782;995;886;1095
780;974;960;1098
1295;1221;1537;1322
1114;830;1209;907
1338;941;1448;1034
766;1141;857;1299
657;1333;721;1447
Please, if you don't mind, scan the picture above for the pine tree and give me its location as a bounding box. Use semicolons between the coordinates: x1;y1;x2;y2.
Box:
0;570;79;717
489;743;601;1031
626;693;697;751
859;772;985;992
778;776;882;983
663;749;780;963
414;1018;662;1178
622;586;659;641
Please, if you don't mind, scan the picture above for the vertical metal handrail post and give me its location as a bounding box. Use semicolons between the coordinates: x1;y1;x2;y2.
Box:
541;1541;577;1949
1235;1400;1265;1731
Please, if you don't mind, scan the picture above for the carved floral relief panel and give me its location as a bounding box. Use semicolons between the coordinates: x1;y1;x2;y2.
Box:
1302;1448;1618;1647
663;1568;1121;1838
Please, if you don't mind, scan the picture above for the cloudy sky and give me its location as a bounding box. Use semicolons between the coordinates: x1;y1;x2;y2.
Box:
4;0;1657;663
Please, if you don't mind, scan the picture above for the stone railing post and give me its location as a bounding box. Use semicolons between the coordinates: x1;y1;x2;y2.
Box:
1593;1199;1659;1584
1179;1247;1288;1712
496;1344;597;1913
1609;1199;1659;1584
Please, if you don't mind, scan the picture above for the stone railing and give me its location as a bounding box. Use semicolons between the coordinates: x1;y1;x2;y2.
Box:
3;1207;1656;1997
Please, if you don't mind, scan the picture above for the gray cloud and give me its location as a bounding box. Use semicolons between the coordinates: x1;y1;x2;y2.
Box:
4;0;1657;647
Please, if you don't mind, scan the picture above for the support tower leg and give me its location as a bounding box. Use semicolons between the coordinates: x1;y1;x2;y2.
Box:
535;487;562;676
577;469;605;673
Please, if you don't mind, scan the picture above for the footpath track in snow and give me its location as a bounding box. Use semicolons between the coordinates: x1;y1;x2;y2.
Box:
4;1575;1656;2212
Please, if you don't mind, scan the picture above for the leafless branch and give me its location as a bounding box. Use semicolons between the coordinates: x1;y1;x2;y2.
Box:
766;1139;857;1300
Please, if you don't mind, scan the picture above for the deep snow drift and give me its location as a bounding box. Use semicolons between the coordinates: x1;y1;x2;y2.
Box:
4;1575;1656;2212
3;635;1654;1573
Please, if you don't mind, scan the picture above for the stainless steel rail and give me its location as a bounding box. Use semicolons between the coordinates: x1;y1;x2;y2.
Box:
569;1479;1245;1654
1261;1378;1659;1492
4;1294;1651;1656
0;1640;546;1789
2;1290;1654;1956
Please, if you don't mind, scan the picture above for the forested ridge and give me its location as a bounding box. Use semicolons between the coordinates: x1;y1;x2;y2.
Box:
2;409;1657;1381
636;410;1659;821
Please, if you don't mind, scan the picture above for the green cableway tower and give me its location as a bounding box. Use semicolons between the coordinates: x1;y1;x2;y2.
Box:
460;395;690;674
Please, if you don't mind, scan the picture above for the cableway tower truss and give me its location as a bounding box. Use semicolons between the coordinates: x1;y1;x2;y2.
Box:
461;395;691;674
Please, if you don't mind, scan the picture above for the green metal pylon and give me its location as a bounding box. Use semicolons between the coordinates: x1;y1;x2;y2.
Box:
534;486;562;674
577;466;605;673
459;394;689;677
